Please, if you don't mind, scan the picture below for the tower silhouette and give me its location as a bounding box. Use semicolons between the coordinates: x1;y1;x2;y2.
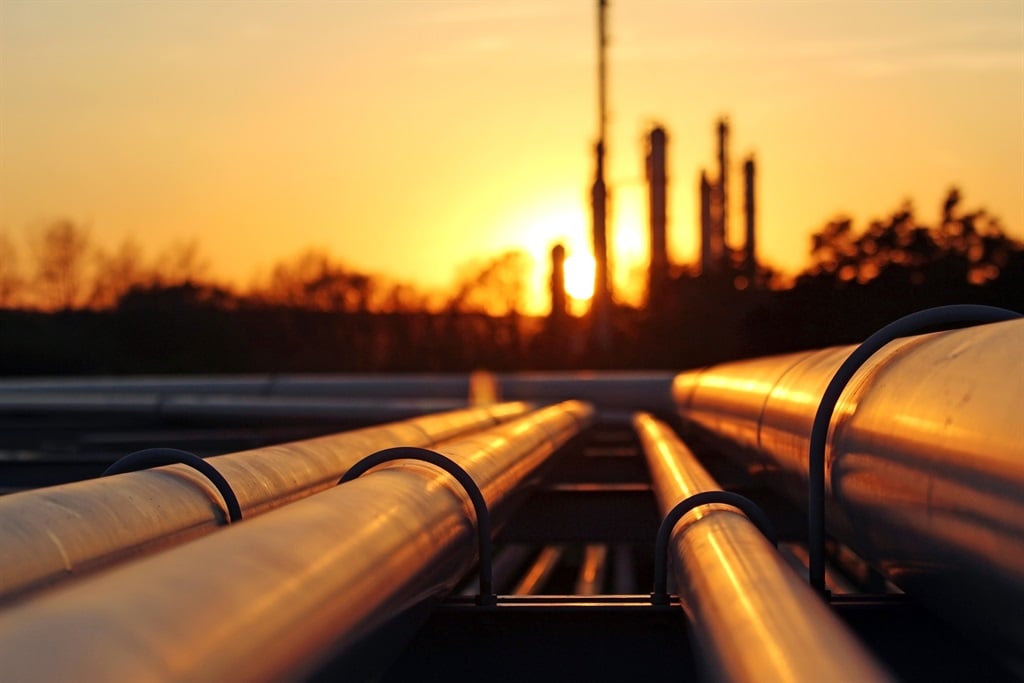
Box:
589;0;611;353
646;126;668;307
743;155;757;282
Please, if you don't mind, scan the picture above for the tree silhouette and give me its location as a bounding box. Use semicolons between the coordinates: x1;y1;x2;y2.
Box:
802;189;1021;290
30;220;92;311
153;240;211;288
256;249;378;313
89;239;152;309
448;250;528;316
751;188;1024;354
0;233;22;308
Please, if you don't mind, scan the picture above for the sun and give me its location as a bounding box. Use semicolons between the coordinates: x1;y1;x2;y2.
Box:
563;253;596;301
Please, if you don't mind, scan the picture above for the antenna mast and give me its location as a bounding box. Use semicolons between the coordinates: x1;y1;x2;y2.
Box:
590;0;611;354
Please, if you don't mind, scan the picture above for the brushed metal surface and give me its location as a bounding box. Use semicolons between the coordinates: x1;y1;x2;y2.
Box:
0;401;593;683
673;318;1024;658
636;413;893;682
0;402;534;602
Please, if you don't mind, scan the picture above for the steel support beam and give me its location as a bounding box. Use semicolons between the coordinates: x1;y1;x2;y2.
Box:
634;412;893;682
0;401;594;683
0;401;533;602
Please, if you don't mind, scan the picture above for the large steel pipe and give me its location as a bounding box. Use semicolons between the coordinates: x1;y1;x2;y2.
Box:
634;413;892;682
672;318;1024;659
0;401;593;683
0;401;532;602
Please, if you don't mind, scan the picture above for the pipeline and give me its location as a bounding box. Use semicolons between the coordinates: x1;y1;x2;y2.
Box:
0;401;593;683
672;317;1024;660
634;412;893;682
0;401;533;603
0;392;466;421
0;370;677;414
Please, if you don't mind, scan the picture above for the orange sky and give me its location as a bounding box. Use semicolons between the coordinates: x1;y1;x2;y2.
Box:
2;0;1022;313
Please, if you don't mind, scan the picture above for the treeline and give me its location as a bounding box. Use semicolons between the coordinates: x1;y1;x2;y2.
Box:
1;188;1021;374
0;222;535;374
0;221;526;316
625;188;1024;369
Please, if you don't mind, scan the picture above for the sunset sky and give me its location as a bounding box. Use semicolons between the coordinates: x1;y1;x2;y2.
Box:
2;0;1022;313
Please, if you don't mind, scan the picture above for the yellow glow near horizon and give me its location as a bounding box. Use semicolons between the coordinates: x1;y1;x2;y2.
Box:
564;253;596;302
1;0;1021;317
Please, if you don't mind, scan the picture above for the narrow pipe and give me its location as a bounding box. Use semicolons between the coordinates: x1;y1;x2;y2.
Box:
575;544;608;595
634;412;893;682
672;317;1024;660
0;392;466;420
0;371;677;413
514;546;566;595
0;401;534;602
0;401;594;683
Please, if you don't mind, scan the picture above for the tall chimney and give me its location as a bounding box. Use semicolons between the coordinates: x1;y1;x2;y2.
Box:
700;170;714;274
550;244;567;322
744;156;756;283
647;126;668;307
716;117;729;254
589;0;611;354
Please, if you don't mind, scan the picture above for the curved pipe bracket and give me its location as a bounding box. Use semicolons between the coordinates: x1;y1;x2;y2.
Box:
339;446;496;606
103;447;243;523
808;304;1021;595
651;490;777;605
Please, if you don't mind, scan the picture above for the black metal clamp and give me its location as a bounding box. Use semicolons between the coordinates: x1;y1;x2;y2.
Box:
339;446;497;606
807;304;1021;595
651;490;777;605
103;447;243;523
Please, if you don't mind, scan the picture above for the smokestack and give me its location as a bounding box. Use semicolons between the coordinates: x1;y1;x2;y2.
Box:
744;156;756;283
591;143;610;324
717;117;729;252
647;126;668;306
700;170;714;274
589;0;611;354
550;244;567;321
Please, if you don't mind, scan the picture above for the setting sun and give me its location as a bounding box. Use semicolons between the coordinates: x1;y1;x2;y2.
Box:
563;253;596;302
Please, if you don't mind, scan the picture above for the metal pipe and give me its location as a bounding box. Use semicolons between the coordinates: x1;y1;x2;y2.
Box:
575;544;608;595
0;374;473;397
0;371;677;413
0;401;533;602
0;392;467;420
0;401;593;683
672;318;1024;659
634;412;893;682
514;546;565;595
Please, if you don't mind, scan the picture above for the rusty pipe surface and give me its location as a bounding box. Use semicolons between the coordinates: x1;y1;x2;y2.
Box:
672;318;1024;657
0;401;593;683
0;401;533;603
635;413;892;682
